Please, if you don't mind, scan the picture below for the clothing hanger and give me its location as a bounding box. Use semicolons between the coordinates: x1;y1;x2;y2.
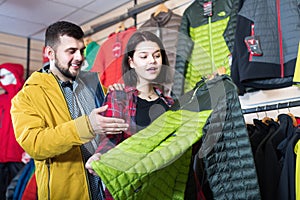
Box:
261;106;272;125
285;102;298;127
115;21;126;33
84;37;93;46
153;3;169;17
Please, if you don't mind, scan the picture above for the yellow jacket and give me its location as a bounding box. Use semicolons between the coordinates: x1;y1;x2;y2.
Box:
11;69;104;199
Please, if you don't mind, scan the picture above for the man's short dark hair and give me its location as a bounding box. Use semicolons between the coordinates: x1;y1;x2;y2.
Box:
45;21;84;48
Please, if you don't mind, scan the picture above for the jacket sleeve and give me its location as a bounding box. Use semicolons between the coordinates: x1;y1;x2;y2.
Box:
172;11;194;99
10;88;94;160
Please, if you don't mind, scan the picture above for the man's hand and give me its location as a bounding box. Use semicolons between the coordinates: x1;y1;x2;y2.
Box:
85;153;101;175
88;105;128;135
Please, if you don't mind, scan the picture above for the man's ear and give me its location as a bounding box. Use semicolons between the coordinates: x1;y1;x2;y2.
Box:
45;46;55;60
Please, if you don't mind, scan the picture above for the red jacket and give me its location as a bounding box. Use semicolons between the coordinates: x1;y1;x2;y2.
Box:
91;27;136;88
0;63;25;162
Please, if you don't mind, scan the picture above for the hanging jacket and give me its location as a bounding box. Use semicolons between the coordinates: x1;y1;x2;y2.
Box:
83;41;101;71
254;114;295;200
172;75;261;199
91;27;137;88
92;109;212;200
172;0;240;98
139;9;182;95
11;68;104;199
231;0;299;94
278;125;300;200
0;63;25;163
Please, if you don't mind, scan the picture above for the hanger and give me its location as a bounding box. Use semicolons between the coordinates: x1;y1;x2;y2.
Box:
84;37;93;46
261;106;272;125
285;102;298;127
115;22;126;33
153;3;169;17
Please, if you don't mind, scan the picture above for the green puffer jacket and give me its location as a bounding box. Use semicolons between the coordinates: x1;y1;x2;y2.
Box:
172;0;240;98
92;109;212;200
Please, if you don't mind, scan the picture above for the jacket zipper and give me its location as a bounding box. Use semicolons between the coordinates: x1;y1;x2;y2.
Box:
46;158;52;200
208;16;216;72
276;0;284;78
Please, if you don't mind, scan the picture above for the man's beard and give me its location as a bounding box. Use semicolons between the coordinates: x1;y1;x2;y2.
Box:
54;59;78;80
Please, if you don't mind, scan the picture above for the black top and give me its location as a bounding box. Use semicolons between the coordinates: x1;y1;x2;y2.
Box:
136;97;169;132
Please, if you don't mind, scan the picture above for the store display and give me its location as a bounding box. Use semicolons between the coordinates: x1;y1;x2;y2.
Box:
139;5;182;95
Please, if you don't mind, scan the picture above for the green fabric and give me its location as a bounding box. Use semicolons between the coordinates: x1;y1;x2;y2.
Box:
84;41;100;71
92;109;212;200
185;17;231;92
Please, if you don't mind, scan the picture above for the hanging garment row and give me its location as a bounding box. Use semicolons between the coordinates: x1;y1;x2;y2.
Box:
245;109;300;200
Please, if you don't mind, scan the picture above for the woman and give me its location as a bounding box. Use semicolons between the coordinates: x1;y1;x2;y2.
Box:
85;31;173;176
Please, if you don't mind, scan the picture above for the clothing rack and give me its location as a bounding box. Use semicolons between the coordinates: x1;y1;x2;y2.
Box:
242;99;300;114
84;0;168;37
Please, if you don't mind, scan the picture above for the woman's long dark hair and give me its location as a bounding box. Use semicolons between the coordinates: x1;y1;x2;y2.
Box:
122;31;169;87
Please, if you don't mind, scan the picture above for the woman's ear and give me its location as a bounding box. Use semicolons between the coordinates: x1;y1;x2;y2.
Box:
128;57;135;69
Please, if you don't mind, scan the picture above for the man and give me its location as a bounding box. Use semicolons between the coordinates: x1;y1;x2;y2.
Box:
10;21;128;199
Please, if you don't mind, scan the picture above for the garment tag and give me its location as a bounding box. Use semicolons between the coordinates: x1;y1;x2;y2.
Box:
244;35;263;56
112;41;122;58
203;1;212;17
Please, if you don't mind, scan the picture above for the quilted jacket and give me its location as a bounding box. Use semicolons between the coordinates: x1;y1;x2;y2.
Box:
172;0;240;98
92;109;212;200
139;9;182;95
93;75;261;199
231;0;299;94
172;75;261;199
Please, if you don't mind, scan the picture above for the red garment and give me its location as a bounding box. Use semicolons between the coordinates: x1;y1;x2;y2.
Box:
0;63;25;162
22;173;37;200
91;27;136;88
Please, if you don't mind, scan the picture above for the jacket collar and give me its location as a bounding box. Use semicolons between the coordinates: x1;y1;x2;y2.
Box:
149;9;173;26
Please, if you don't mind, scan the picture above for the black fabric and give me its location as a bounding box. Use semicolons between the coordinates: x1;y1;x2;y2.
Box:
254;114;295;200
253;119;279;199
0;162;24;200
61;81;73;90
249;119;274;155
136;97;169;132
277;122;300;200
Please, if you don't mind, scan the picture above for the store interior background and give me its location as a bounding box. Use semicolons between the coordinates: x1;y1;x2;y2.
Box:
0;0;191;76
1;0;300;123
